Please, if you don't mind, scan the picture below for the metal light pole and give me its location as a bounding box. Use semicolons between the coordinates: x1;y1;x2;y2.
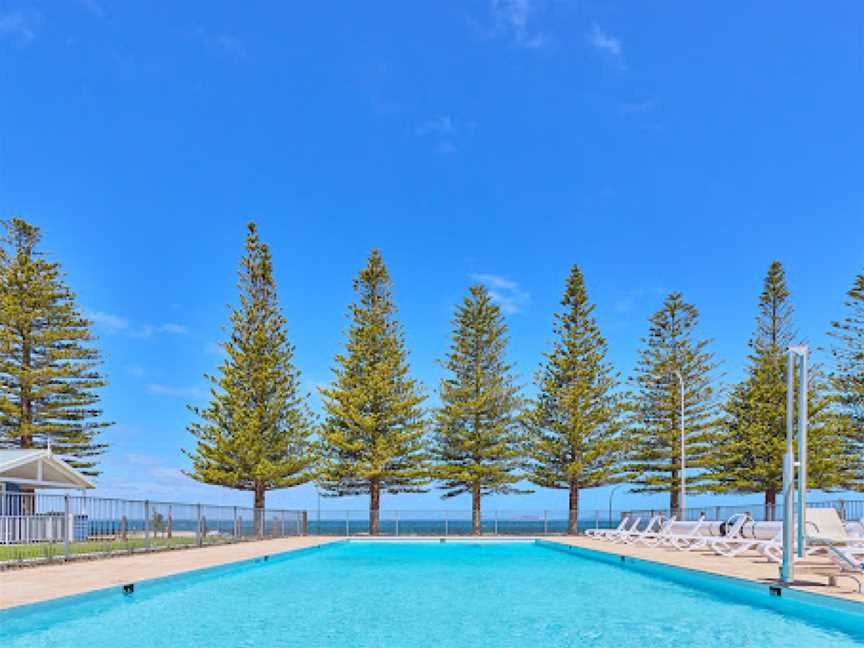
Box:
608;484;623;525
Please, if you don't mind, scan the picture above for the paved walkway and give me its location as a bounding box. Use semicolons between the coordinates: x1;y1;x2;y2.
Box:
548;536;864;603
0;536;336;609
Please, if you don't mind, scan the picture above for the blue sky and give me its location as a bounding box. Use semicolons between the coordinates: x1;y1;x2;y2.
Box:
1;2;863;515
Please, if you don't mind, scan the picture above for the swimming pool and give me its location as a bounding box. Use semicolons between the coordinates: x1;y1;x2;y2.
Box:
2;540;864;647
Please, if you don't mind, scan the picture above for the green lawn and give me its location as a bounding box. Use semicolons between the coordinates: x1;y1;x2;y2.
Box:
0;535;205;563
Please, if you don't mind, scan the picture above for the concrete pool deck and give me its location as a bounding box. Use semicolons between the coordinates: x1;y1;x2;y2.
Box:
549;536;864;603
0;536;338;609
2;535;862;610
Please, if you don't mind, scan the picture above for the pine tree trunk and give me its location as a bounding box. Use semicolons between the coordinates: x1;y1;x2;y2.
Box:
472;483;481;535
765;489;776;521
369;479;380;536
21;338;32;449
254;482;265;538
670;472;679;517
568;481;579;535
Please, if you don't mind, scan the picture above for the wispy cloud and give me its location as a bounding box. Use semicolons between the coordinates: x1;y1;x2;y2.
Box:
470;273;530;315
416;115;476;154
125;364;146;377
587;24;625;70
614;295;637;314
194;27;247;61
131;323;189;337
490;0;546;49
146;383;208;399
78;0;105;18
98;454;201;500
88;310;129;333
620;98;658;115
205;341;224;355
88;310;189;338
125;453;162;466
0;11;37;45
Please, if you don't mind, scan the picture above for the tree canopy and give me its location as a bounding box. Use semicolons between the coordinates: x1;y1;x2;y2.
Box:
0;218;109;476
184;223;315;511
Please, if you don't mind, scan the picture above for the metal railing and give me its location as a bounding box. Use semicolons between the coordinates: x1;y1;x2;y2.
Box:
310;499;864;537
309;509;621;536
0;492;307;568
621;498;864;524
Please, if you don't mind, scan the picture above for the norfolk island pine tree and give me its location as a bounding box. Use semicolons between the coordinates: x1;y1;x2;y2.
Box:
184;223;315;529
434;284;526;535
0;218;110;478
828;270;864;485
708;261;859;512
627;292;721;515
317;250;430;535
526;265;626;535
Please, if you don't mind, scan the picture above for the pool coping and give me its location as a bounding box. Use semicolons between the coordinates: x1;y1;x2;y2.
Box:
0;539;347;617
0;536;341;611
536;539;864;619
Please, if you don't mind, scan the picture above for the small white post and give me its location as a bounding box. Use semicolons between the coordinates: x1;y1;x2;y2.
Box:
64;494;71;560
144;500;151;550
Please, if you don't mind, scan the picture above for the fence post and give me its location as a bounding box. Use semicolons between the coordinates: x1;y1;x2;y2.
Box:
64;494;71;560
494;510;499;535
301;511;308;536
167;504;173;539
444;510;448;537
144;500;151;550
233;506;239;539
345;510;350;537
594;510;599;532
196;504;203;546
395;510;399;537
544;510;549;536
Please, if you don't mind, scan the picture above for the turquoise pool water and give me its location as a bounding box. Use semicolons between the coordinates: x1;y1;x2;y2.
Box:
2;541;864;647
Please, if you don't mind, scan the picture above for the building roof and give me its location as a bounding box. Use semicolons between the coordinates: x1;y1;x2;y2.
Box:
0;449;95;490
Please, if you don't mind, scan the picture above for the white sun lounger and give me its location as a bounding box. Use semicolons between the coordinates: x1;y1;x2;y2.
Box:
805;508;864;570
603;516;642;542
617;515;662;545
668;515;711;551
706;514;761;557
586;517;629;539
590;516;641;542
632;516;678;547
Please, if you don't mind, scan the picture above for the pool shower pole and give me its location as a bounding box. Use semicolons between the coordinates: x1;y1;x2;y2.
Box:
781;346;808;585
797;348;808;559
